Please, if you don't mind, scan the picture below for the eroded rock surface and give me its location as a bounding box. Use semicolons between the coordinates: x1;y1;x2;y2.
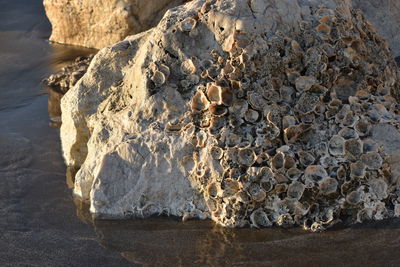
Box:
352;0;400;57
43;0;187;48
61;0;400;231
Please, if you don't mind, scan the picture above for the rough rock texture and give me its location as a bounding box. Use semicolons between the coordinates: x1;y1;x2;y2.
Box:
44;56;94;95
352;0;400;57
43;0;187;48
61;0;400;231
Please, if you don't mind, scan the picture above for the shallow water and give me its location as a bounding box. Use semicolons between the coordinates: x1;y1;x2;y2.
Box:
1;0;400;266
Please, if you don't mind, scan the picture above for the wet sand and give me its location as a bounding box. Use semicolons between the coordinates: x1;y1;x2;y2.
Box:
1;1;400;266
0;0;131;265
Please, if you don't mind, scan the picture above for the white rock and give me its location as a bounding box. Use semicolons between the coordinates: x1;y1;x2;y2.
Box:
61;0;400;228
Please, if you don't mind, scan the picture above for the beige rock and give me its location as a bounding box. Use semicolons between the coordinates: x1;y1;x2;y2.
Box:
61;0;400;230
43;0;186;49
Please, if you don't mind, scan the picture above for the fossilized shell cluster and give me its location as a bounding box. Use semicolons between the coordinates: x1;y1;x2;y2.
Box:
155;1;400;231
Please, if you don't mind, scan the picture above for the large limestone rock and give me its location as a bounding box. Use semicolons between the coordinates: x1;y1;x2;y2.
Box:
43;0;186;49
61;0;400;231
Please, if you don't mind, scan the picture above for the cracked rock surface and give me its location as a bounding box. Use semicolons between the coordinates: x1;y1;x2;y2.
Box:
61;0;400;231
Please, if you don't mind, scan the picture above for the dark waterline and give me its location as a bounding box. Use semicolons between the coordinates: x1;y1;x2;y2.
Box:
1;0;400;266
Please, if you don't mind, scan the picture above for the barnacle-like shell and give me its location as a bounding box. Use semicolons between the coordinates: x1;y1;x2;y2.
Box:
191;90;210;112
282;115;296;129
271;152;285;170
350;161;366;179
237;148;256;166
284;125;306;144
222;178;241;197
360;152;382;170
319;177;338;195
369;179;388;200
206;182;221;198
248;91;267;110
209;103;228;117
286;168;303;181
206;84;221;103
287;181;305;199
158;63;170;78
280;86;295;103
181;59;196;75
244;109;259;123
346;190;363;205
259;167;274;181
275;183;288;194
339;127;359;139
166;120;183;132
316;23;331;37
250;209;272;228
344;138;363;159
328;135;345;156
304;165;328;183
354;118;371;136
277;213;294;228
295;76;317;92
210;146;223;160
151;70;166;87
298;151;315;166
179;17;197;32
248;183;266;202
295;93;320;114
229;99;248;117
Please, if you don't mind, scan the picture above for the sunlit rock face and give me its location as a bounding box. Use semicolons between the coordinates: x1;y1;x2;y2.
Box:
61;0;400;231
43;0;186;49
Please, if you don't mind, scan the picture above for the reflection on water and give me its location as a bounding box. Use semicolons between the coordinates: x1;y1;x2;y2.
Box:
46;44;95;127
72;199;400;266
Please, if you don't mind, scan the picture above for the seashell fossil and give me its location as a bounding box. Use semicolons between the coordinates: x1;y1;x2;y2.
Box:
237;148;256;166
247;183;266;202
151;70;166;87
210;146;223;160
244;109;259;123
259;167;274;182
191;90;210;112
286;168;303;181
319;177;338;195
222;178;241;198
209;103;228;117
271;152;285;170
277;213;294;228
181;59;197;75
344;138;363;160
179;17;197;32
250;209;272;228
350;161;366;179
369;179;388;200
287;181;305;199
328;135;345;156
298;151;315;167
206;182;221;198
295;76;317;92
360;152;382;170
346;190;363;205
338;127;359;139
354;118;371;136
304;165;328;183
